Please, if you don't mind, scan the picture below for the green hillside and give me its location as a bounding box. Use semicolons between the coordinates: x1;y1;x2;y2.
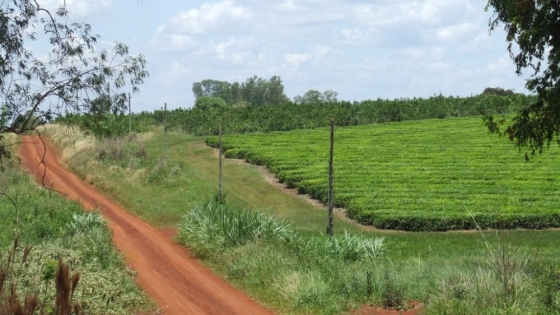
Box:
207;116;560;231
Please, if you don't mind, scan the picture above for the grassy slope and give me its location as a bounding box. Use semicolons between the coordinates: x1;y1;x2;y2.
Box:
43;123;560;314
49;125;560;261
0;138;154;314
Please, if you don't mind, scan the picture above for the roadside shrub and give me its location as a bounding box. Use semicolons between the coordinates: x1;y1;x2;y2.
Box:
276;271;339;313
67;212;105;235
145;158;184;184
178;201;293;258
95;134;147;169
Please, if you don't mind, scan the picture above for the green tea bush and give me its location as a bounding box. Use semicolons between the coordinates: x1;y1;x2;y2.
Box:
206;117;560;231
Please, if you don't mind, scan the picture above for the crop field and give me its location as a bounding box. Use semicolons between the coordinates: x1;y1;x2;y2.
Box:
207;116;560;231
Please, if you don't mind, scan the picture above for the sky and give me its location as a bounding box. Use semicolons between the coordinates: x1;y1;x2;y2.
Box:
35;0;532;112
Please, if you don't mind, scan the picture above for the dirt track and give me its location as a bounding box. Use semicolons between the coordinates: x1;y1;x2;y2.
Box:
20;135;277;315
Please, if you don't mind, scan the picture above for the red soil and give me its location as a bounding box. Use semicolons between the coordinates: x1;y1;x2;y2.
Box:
20;135;277;315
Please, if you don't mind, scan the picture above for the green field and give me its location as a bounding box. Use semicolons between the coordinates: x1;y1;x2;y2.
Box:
207;116;560;231
45;123;560;314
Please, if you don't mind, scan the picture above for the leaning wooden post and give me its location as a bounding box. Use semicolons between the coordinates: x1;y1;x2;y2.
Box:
327;118;335;237
219;123;223;202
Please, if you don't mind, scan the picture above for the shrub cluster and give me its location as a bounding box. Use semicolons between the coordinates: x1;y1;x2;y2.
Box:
152;94;535;135
348;212;560;232
58;113;151;138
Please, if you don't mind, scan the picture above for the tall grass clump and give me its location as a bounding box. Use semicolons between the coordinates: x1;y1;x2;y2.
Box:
426;232;553;315
178;201;293;258
95;134;147;169
298;231;384;261
178;201;388;314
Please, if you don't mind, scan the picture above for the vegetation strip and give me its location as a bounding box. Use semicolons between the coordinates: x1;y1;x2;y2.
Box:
0;165;151;314
207;116;560;231
42;124;560;315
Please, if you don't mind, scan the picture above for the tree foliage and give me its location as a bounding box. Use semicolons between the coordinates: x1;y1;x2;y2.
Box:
0;0;148;140
155;94;534;136
294;89;339;104
485;0;560;158
194;96;228;111
482;87;516;97
192;75;289;107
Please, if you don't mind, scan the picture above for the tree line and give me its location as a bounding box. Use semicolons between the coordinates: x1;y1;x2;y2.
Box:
192;76;340;109
145;93;536;136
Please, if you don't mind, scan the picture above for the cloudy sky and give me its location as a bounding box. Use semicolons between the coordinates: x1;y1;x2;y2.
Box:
36;0;531;112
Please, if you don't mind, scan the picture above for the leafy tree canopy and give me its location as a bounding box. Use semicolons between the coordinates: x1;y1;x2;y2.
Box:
482;87;516;97
0;0;148;159
485;0;560;158
294;89;339;104
192;75;289;107
194;96;228;111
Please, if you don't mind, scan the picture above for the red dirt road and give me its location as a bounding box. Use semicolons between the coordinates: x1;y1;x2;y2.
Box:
20;136;277;315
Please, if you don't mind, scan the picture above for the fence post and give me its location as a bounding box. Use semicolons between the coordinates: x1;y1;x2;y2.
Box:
327;118;335;237
163;102;167;159
219;123;223;202
128;93;131;134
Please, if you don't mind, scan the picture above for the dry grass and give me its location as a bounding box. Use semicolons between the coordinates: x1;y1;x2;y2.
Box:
37;124;95;162
38;124;152;186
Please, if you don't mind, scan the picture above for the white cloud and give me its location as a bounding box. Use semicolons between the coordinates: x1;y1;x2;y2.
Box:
283;46;332;70
213;37;257;64
157;0;251;36
399;48;426;60
486;55;512;72
151;0;252;52
434;23;478;43
284;53;312;69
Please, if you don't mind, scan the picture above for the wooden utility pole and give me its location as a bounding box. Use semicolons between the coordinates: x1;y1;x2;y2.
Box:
219;123;223;202
163;103;167;159
128;93;131;134
327;118;335;237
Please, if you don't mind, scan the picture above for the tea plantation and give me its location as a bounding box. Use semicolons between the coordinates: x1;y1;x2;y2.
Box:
207;117;560;231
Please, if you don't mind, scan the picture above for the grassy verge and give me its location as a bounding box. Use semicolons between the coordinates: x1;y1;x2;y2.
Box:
42;124;560;314
178;201;386;314
0;138;154;314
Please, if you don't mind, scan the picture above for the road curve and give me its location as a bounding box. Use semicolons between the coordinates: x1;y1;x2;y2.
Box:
20;135;277;315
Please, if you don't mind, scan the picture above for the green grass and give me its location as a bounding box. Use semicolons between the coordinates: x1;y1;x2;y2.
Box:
0;164;154;314
48;122;560;314
62;126;351;232
51;124;560;261
206;116;560;230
